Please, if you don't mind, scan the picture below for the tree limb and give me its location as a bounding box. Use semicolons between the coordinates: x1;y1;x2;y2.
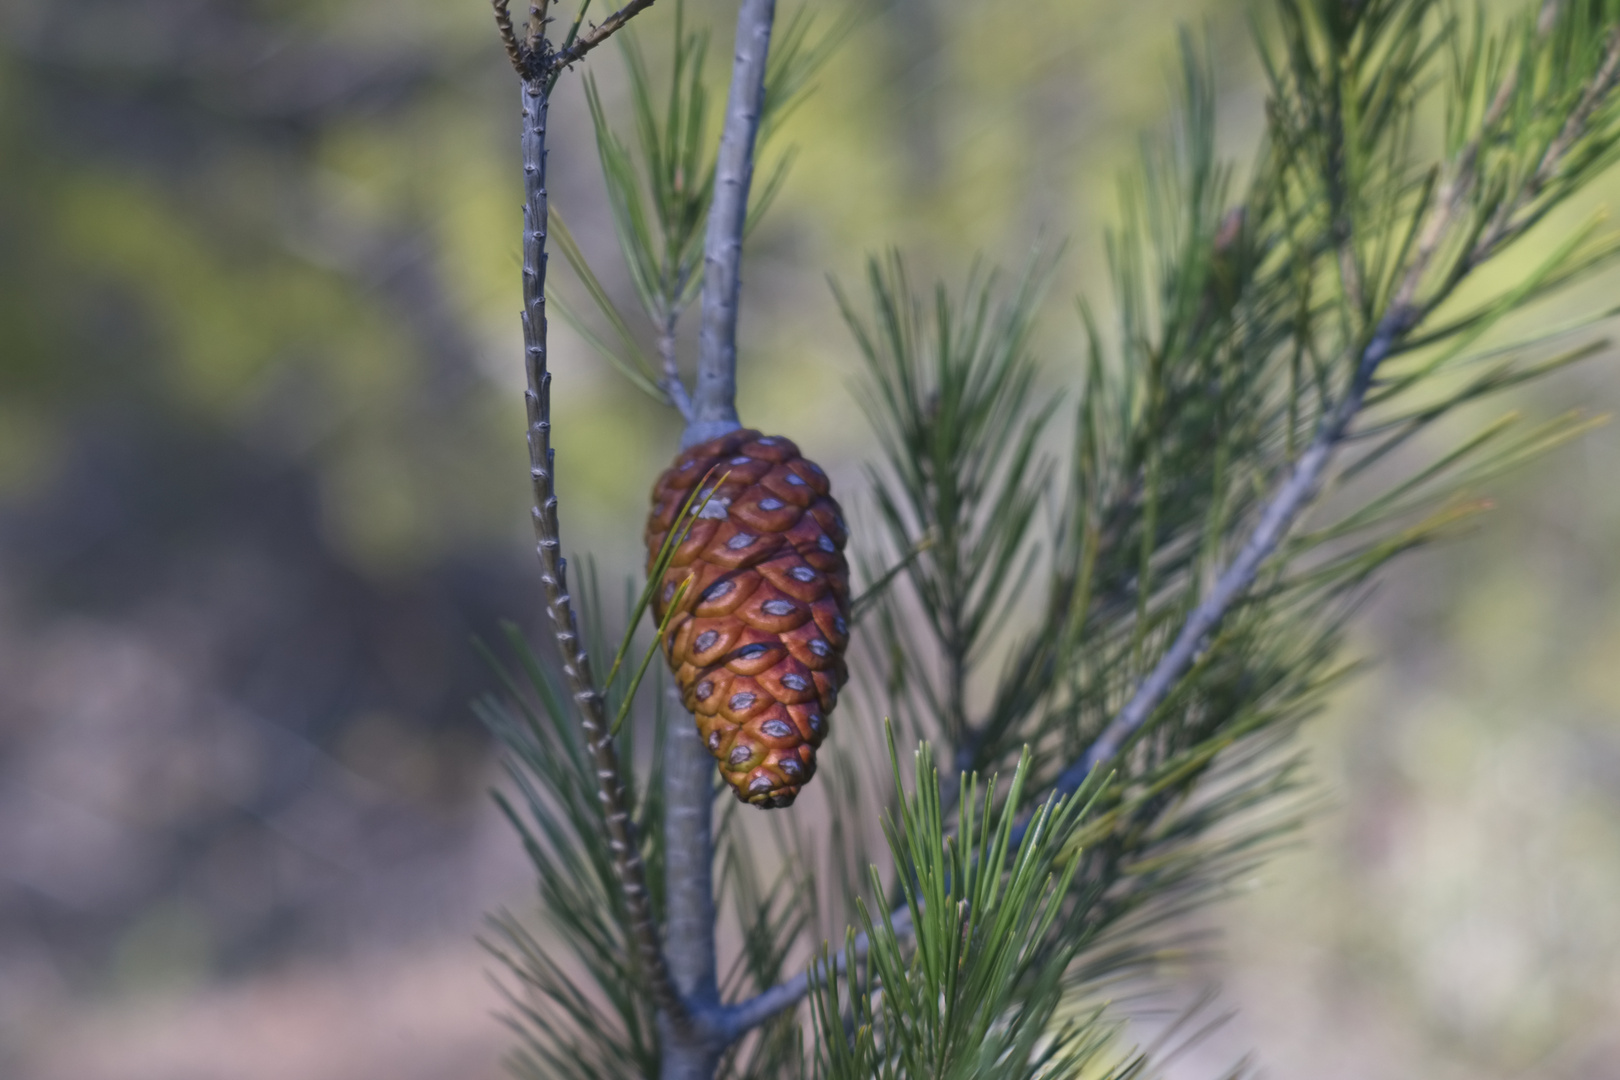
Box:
660;696;724;1077
689;0;776;449
1047;0;1616;814
659;311;697;422
715;909;914;1039
515;75;687;1031
659;4;780;1072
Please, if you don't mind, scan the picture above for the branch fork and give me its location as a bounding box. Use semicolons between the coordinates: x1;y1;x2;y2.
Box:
493;0;661;82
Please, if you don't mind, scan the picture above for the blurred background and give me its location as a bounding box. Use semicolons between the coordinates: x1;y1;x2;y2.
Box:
1;1;1617;1078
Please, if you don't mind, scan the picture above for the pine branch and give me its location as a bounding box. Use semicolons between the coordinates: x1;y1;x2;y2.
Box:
660;696;723;1075
1043;306;1403;802
714;909;914;1039
1048;0;1620;807
718;0;1620;1040
659;310;696;421
688;0;776;448
657;3;780;1075
514;71;686;1032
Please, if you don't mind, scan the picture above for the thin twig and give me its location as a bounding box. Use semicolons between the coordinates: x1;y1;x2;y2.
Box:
526;1;551;55
493;0;525;74
552;0;663;70
1043;309;1408;800
515;76;687;1030
1418;0;1565;285
689;0;776;449
715;910;914;1038
1537;29;1620;174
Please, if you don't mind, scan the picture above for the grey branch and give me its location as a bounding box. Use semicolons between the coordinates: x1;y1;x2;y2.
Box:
659;312;696;423
712;208;1425;1053
714;909;914;1038
659;4;781;1073
1043;311;1407;801
515;78;686;1029
659;703;725;1076
714;306;1419;1031
688;0;776;449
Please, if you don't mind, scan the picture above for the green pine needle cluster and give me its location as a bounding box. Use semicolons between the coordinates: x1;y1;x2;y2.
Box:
810;734;1134;1080
485;0;1620;1075
546;0;848;409
479;616;668;1080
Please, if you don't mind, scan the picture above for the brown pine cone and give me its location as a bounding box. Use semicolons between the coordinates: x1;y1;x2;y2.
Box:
645;429;850;808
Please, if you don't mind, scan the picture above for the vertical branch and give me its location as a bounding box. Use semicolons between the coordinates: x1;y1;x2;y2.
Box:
663;695;718;1005
661;689;723;1078
688;0;777;449
661;3;780;1075
517;76;686;1027
660;311;697;421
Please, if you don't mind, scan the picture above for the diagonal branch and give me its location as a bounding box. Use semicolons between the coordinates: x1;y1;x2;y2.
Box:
1467;28;1620;266
1042;307;1409;801
1050;4;1620;806
552;0;664;70
1039;28;1577;809
515;75;687;1031
716;910;913;1038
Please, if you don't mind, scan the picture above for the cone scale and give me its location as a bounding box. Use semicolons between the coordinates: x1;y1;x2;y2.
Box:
645;430;850;808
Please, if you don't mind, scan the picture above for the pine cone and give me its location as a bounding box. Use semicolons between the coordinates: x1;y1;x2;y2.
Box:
645;429;850;808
